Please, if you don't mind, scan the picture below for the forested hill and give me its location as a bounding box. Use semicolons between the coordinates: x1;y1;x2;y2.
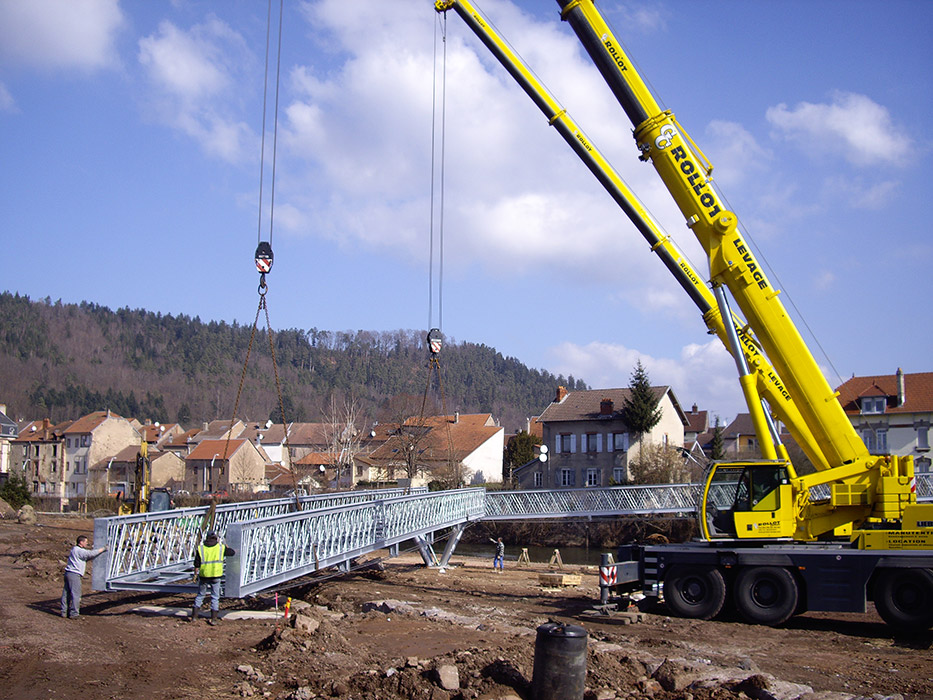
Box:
0;292;588;431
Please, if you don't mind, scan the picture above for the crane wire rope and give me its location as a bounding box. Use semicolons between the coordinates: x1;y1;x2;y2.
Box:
429;11;448;333
225;0;301;508
415;13;457;486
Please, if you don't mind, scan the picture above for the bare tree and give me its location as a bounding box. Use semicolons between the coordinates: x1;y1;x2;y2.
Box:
323;394;364;488
629;444;695;484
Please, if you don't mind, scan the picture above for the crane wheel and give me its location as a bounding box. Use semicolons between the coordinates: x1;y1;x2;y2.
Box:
873;568;933;632
663;565;726;620
733;566;798;626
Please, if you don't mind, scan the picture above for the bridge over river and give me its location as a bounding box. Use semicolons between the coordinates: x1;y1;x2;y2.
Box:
93;474;933;598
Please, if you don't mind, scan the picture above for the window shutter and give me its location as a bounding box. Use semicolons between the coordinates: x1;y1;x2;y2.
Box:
596;434;603;452
607;434;614;453
570;469;576;486
570;434;576;453
555;435;561;453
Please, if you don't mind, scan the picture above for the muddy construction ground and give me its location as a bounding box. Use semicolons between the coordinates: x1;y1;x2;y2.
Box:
0;515;930;700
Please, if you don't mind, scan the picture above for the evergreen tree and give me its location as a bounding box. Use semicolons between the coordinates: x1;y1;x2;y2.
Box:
622;359;662;460
0;473;32;509
710;418;725;460
503;430;541;484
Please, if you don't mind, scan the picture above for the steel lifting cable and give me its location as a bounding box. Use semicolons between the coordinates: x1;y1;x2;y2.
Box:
419;16;457;486
225;0;301;510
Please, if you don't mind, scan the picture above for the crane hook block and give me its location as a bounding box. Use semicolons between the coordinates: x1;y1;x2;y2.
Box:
427;328;443;356
255;241;274;274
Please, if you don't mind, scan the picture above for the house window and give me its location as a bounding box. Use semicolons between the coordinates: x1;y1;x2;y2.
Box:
81;434;91;447
612;467;626;484
586;468;600;487
860;397;886;414
557;434;574;453
917;426;930;451
584;433;600;453
52;445;58;457
66;438;71;448
861;428;887;454
533;472;543;488
559;468;575;487
916;457;931;474
612;433;629;452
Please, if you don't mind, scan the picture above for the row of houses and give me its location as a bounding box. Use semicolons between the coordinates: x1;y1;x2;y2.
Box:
0;369;930;509
0;408;508;509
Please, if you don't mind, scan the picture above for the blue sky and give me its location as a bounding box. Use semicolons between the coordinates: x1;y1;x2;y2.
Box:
1;0;930;426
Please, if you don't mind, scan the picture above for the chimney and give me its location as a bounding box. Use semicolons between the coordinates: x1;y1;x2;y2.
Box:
691;403;698;414
454;412;460;424
896;368;906;407
600;398;614;415
555;386;569;403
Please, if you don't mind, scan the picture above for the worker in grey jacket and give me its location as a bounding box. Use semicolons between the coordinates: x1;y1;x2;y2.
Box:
61;535;107;619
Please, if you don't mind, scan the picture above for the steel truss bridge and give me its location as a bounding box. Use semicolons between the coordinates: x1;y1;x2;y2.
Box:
94;474;933;598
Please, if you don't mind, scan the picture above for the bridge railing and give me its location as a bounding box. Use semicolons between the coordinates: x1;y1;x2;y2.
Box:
225;488;486;597
93;487;425;591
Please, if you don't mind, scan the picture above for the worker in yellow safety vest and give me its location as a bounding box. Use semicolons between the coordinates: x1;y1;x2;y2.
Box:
190;531;235;625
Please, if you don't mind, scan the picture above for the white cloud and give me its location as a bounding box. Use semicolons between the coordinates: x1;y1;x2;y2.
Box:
137;17;254;163
704;120;771;188
546;338;745;423
279;0;693;302
0;0;124;71
766;91;911;167
0;82;15;112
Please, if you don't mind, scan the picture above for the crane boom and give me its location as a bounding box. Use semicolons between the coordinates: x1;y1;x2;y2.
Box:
433;0;824;469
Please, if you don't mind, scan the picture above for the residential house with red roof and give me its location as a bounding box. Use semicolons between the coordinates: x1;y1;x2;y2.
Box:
527;385;687;489
86;444;185;499
720;413;760;456
11;417;72;504
138;422;185;450
61;410;140;506
184;438;268;495
835;369;933;474
366;413;504;488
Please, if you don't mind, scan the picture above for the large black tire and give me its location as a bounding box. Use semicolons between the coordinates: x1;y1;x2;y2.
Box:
734;566;798;626
874;568;933;632
663;565;726;620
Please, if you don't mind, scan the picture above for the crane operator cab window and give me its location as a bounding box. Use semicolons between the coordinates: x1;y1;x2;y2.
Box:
704;463;791;539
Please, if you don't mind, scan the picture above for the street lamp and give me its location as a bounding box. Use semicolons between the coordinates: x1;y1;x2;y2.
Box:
209;454;219;493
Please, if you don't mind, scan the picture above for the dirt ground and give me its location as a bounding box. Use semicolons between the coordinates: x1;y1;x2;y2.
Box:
0;516;930;700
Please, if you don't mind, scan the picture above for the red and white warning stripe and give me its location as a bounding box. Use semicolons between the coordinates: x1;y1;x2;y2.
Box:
599;565;617;587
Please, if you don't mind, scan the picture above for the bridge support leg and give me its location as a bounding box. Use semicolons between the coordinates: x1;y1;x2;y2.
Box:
415;535;439;567
438;524;466;568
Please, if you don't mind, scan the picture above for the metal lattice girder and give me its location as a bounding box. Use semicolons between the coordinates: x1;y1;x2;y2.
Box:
92;487;424;592
224;488;486;597
484;483;705;520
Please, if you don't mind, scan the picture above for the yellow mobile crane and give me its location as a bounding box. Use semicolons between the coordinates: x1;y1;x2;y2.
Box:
435;0;933;629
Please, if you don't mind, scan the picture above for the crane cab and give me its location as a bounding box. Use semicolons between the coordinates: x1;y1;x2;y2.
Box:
701;461;796;540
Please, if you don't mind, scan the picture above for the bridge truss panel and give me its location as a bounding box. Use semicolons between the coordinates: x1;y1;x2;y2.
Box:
225;488;486;597
92;487;425;592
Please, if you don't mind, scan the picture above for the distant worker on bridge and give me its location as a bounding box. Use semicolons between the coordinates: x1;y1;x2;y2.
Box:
190;531;235;625
490;537;505;573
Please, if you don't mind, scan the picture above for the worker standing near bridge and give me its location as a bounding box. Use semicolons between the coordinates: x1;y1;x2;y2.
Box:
190;531;235;626
61;535;107;619
490;537;505;573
